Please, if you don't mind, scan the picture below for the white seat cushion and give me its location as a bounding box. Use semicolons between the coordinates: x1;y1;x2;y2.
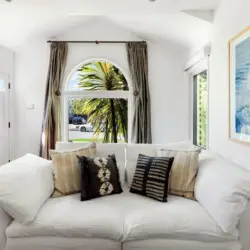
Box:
123;239;240;250
7;189;237;244
6;237;121;250
7;193;124;241
121;193;238;242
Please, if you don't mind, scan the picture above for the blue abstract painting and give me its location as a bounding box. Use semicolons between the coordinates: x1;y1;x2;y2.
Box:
234;37;250;136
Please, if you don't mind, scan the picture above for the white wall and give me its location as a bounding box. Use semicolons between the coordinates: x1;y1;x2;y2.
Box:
0;46;14;161
210;0;250;169
14;40;49;158
149;41;190;143
0;46;14;76
13;18;189;158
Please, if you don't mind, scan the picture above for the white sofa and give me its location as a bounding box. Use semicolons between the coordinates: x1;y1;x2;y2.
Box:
0;142;250;250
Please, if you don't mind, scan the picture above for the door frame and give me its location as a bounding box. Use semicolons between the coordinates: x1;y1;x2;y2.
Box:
0;72;11;162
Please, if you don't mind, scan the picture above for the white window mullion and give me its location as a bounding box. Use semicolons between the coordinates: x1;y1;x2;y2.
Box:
62;96;69;142
64;91;129;99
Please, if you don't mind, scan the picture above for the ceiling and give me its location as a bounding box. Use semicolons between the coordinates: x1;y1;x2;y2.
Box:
0;0;222;50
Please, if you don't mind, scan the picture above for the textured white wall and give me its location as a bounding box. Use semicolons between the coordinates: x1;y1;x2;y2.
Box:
13;18;190;158
209;0;250;169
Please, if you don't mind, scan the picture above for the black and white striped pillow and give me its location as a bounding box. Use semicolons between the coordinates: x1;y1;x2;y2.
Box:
130;154;174;202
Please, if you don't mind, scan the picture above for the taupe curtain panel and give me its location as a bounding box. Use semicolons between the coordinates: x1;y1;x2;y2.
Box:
126;42;152;143
40;42;68;159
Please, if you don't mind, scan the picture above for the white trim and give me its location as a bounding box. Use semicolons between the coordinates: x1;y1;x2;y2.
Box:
64;91;129;99
188;74;194;142
62;96;69;143
0;72;10;163
62;59;132;143
206;56;210;149
185;44;211;72
188;58;208;76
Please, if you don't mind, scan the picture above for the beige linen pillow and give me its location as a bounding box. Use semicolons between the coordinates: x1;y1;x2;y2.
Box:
50;143;96;198
157;149;200;200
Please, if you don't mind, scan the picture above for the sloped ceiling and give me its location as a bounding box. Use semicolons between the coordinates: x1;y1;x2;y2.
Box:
0;0;221;50
182;9;215;23
108;13;212;49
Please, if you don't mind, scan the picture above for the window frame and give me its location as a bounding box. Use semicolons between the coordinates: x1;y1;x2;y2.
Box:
188;58;209;148
62;59;132;143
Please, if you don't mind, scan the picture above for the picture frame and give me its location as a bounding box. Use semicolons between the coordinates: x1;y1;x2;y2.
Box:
229;27;250;145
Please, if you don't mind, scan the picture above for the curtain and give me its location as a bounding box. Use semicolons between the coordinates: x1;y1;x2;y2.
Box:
126;42;152;143
40;42;68;159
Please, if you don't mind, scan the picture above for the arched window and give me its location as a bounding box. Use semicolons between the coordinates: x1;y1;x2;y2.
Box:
63;60;131;143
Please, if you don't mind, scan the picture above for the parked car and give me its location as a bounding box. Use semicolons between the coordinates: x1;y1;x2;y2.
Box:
78;123;94;132
72;116;85;125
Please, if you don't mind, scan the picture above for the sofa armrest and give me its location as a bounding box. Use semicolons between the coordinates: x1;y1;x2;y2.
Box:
0;208;12;250
239;201;250;250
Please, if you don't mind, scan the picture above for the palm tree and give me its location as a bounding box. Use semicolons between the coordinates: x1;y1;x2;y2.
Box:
76;61;128;143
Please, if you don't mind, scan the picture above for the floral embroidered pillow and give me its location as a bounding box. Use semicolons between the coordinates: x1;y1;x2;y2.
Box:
77;155;123;201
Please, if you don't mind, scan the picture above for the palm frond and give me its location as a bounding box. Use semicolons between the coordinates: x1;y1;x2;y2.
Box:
74;61;129;143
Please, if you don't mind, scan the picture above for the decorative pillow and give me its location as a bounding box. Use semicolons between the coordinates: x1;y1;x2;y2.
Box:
157;149;199;200
49;143;96;198
0;154;54;224
126;142;200;187
77;155;123;201
130;154;174;202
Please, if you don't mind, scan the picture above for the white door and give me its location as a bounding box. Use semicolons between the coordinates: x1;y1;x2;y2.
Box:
0;73;10;165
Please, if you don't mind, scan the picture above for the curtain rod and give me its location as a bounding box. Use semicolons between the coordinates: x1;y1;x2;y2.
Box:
47;40;146;44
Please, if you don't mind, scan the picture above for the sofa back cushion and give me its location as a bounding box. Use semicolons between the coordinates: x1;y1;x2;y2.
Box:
157;150;200;200
56;142;126;185
50;143;96;197
195;151;250;234
126;142;195;187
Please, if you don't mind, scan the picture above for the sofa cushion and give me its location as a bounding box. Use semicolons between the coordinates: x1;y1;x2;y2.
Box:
77;155;123;201
7;189;237;243
157;150;200;200
6;238;121;250
56;142;126;185
50;143;96;197
0;154;54;224
126;142;197;187
6;193;123;241
123;239;240;250
195;151;250;234
122;193;238;242
130;154;174;202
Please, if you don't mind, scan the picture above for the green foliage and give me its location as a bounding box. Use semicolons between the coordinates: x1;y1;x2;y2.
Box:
196;71;207;148
78;62;129;91
72;61;128;143
72;99;85;115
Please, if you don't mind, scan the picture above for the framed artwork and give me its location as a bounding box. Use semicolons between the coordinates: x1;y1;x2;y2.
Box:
229;27;250;144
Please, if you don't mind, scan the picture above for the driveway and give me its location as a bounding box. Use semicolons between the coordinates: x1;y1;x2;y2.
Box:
68;124;124;142
69;131;104;140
